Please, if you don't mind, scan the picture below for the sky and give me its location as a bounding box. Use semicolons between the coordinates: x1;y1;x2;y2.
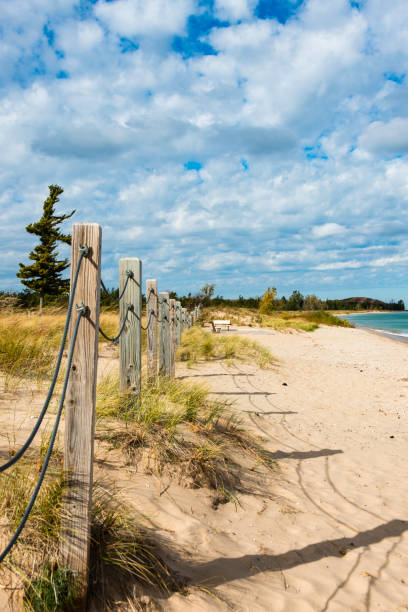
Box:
1;0;408;302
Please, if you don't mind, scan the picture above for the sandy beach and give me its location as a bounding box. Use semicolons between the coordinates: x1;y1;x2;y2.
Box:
1;324;407;610
160;324;408;610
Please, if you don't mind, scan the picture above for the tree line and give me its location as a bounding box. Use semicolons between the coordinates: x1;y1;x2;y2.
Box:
2;186;405;313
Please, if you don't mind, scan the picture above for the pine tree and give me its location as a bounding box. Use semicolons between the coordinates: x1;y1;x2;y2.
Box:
17;185;75;311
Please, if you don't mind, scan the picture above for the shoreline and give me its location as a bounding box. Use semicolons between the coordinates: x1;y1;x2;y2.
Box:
340;311;408;344
364;326;408;344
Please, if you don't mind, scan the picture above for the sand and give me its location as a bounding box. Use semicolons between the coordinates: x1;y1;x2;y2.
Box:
1;324;408;610
160;325;408;610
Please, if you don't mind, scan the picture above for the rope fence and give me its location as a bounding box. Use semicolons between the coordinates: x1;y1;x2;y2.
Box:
0;222;201;606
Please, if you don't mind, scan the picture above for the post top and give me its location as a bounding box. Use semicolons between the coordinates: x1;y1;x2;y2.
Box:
73;223;101;228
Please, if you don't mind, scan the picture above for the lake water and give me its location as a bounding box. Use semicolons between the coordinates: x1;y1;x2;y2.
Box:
342;312;408;339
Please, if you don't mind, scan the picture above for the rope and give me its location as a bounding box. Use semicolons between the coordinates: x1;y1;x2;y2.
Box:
145;288;155;305
156;314;168;323
0;305;86;563
100;271;132;302
0;245;88;473
139;309;154;331
98;304;131;342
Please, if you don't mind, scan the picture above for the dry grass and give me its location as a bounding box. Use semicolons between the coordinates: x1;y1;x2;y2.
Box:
0;311;65;386
0;446;182;611
201;306;352;332
0;309;145;389
177;327;276;368
96;375;275;504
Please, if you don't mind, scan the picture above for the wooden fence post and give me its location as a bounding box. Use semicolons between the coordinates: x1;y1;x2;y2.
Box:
169;298;176;377
158;292;170;376
175;301;181;346
62;223;101;608
181;308;186;334
146;279;158;383
119;258;142;395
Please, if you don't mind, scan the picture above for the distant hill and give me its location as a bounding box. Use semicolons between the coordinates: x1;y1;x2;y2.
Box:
326;296;405;311
343;297;390;308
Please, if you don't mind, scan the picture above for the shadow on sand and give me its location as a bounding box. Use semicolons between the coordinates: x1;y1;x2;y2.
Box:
181;519;408;588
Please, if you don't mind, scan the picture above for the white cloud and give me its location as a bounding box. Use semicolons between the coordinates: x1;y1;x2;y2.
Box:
358;118;408;155
57;21;104;53
214;0;257;22
95;0;194;37
312;223;346;238
314;260;362;271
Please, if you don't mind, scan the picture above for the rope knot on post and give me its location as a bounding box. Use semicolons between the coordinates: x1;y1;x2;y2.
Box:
78;244;90;257
75;302;88;316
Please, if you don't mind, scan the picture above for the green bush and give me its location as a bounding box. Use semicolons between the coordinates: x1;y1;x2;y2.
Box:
300;311;353;327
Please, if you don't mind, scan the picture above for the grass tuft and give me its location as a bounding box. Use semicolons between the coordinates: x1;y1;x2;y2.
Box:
200;306;353;332
0;449;182;610
96;375;275;503
297;310;354;327
176;327;276;368
0;309;145;390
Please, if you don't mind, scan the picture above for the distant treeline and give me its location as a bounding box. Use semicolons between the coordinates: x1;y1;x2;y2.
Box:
0;288;405;312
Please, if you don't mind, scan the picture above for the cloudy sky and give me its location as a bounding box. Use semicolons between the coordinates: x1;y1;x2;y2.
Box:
1;0;408;301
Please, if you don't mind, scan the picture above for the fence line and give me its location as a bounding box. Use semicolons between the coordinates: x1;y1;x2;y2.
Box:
0;221;200;607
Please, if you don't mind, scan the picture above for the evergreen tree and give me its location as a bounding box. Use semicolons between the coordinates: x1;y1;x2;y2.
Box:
17;185;75;311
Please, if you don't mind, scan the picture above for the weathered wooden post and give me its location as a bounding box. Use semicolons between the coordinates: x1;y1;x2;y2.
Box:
62;223;101;608
119;258;142;395
181;307;187;334
176;301;181;346
169;298;176;378
146;279;158;383
158;292;170;376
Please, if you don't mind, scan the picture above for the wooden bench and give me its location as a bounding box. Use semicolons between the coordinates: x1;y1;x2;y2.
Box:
211;320;231;333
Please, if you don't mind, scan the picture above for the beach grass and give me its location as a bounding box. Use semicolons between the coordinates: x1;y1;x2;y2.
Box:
297;310;353;327
0;448;181;610
0;308;145;388
200;306;353;331
96;375;275;501
177;326;276;368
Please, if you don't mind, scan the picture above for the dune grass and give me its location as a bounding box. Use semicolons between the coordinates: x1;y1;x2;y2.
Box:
297;310;353;327
0;311;65;385
0;308;145;388
96;375;274;502
0;449;181;611
176;326;276;368
201;306;352;332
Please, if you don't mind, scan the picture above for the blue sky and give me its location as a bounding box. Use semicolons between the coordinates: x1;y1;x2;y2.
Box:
1;0;408;302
